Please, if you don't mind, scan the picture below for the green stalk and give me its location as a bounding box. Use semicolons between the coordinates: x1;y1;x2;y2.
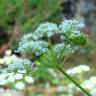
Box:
57;65;92;96
48;37;56;62
59;43;66;62
45;35;91;96
39;55;91;96
60;54;69;65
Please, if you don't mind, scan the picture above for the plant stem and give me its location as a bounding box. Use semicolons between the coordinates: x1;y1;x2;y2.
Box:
48;37;56;62
59;43;66;62
61;54;69;65
57;65;92;96
38;49;91;96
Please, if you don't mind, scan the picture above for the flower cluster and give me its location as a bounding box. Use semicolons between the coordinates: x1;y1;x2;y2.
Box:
66;65;90;74
8;59;33;72
17;20;87;57
54;43;75;58
59;20;87;46
53;43;65;58
34;22;58;38
12;20;88;73
18;40;49;56
18;22;58;56
0;72;34;90
81;76;96;90
54;43;65;53
0;49;20;65
69;31;88;45
59;20;85;34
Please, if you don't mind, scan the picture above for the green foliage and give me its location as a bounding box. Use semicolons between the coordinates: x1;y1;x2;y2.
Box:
0;0;61;32
0;0;62;49
32;65;55;82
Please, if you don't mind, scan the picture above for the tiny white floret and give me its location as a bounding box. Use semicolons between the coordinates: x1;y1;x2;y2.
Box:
15;81;25;90
25;76;34;83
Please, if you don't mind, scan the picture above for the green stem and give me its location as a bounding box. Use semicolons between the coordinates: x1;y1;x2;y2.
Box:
60;54;69;65
48;37;56;62
38;46;91;96
39;55;91;96
59;43;66;62
57;66;92;96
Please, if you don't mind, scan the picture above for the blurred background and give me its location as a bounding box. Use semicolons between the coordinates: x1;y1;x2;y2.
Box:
0;0;96;96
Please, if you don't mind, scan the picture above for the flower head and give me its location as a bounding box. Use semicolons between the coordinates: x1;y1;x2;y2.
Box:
15;81;25;90
34;22;58;38
8;59;33;72
54;43;65;58
17;20;87;57
59;20;87;46
59;20;85;33
18;40;49;56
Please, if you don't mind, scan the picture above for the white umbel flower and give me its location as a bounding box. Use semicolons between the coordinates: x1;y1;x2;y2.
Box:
15;73;23;80
59;20;85;33
0;79;8;86
7;75;15;83
90;76;96;85
35;22;58;37
24;76;34;84
18;39;49;56
0;73;7;79
18;70;26;74
15;81;25;90
5;49;12;56
3;56;13;65
8;59;33;72
67;65;90;74
0;58;4;64
81;80;94;90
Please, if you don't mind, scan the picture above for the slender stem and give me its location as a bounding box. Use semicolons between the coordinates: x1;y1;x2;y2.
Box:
61;54;69;65
37;58;50;67
39;55;91;96
48;37;56;62
38;41;91;96
57;66;92;96
59;43;66;62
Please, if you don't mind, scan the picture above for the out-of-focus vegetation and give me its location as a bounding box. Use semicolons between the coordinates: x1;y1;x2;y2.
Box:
0;0;62;50
0;0;61;32
0;49;95;96
0;49;96;96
